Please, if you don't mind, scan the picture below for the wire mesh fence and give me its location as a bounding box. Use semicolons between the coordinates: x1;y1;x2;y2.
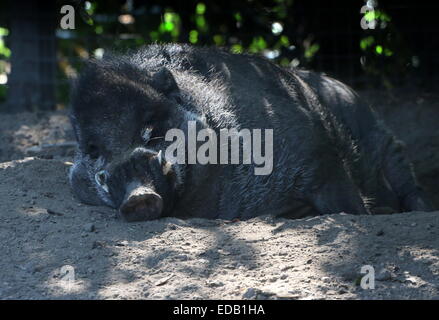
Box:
1;0;439;110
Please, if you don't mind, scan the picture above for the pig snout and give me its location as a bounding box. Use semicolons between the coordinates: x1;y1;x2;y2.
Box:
119;182;163;222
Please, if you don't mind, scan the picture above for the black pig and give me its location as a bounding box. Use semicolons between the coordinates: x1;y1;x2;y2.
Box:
69;44;433;221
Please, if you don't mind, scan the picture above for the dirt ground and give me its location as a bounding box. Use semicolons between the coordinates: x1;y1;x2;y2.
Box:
0;89;438;300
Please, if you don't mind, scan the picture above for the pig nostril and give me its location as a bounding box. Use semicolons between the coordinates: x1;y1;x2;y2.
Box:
95;170;109;193
95;170;107;184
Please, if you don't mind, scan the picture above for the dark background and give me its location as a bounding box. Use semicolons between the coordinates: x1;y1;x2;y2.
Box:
0;0;438;112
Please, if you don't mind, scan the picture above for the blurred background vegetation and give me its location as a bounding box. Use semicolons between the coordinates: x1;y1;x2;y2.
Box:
0;0;438;112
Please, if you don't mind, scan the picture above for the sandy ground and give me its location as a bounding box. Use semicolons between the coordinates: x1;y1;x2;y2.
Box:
0;157;438;299
0;89;438;300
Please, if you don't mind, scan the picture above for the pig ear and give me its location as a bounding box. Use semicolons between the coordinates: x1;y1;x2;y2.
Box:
150;67;180;101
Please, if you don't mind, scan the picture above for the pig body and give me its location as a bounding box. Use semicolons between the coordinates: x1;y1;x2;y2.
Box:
69;44;432;221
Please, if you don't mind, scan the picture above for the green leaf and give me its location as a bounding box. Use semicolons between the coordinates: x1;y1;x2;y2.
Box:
249;36;267;53
384;48;393;56
189;30;198;44
364;11;376;22
0;39;11;58
231;44;243;54
94;25;103;34
196;15;207;32
375;45;383;55
213;35;225;46
196;3;206;15
360;36;375;50
0;27;9;37
280;35;289;47
234;12;242;22
305;43;320;59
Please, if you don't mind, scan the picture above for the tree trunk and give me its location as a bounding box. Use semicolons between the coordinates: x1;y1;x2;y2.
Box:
6;0;57;112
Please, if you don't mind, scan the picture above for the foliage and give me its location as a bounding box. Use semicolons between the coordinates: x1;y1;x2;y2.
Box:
0;0;431;105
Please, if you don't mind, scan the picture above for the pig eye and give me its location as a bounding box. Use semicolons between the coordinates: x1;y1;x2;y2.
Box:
141;126;154;142
95;170;109;193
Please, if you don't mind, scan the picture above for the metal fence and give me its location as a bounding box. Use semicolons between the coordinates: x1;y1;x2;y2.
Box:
1;1;439;110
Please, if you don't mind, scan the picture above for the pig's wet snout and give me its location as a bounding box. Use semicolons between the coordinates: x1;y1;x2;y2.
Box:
119;183;163;222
